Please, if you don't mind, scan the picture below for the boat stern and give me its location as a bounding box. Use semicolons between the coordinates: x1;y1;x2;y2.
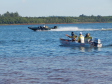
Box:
94;43;102;47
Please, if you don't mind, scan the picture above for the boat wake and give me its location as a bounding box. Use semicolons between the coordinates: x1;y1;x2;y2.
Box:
102;44;112;48
101;28;112;31
50;27;112;31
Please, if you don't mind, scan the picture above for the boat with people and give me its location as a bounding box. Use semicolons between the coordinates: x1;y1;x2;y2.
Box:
59;38;102;47
28;25;57;31
59;32;102;48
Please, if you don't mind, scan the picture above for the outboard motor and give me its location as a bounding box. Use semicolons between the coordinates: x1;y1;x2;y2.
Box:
93;38;102;47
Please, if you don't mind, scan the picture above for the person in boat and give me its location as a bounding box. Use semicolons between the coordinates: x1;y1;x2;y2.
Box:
43;24;49;29
84;33;92;43
68;32;77;41
78;32;84;43
40;26;43;30
45;26;48;28
43;24;45;28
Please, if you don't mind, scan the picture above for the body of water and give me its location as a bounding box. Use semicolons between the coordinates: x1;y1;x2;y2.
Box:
0;23;112;84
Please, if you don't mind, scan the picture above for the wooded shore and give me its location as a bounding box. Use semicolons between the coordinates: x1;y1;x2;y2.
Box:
0;12;112;25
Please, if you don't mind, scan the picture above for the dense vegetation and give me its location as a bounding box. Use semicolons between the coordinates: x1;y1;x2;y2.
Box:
0;11;112;24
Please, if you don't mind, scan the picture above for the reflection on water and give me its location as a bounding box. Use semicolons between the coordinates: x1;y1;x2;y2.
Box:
61;45;101;53
79;47;101;52
78;47;85;52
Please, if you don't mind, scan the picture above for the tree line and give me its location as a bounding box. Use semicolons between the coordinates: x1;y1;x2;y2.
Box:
0;12;112;24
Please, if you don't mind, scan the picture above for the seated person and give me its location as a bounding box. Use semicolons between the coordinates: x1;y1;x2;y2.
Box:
84;33;92;43
78;32;84;43
43;24;45;28
45;26;48;28
68;32;77;41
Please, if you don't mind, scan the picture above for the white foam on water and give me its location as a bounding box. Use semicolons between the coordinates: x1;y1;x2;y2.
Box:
50;26;100;31
101;28;112;31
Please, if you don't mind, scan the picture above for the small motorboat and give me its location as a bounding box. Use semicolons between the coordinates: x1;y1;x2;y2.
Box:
28;26;57;31
59;38;102;48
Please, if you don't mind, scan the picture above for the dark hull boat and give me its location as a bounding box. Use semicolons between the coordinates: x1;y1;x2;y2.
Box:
28;26;57;31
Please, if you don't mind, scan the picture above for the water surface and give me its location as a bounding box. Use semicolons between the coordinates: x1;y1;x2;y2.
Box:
0;23;112;84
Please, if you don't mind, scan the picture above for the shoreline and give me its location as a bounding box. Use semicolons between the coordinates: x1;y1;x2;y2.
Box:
0;22;111;26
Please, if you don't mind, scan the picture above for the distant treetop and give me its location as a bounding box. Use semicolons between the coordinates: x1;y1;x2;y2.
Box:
1;11;20;17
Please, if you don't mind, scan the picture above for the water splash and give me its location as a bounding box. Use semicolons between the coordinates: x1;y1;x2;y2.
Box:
50;27;99;31
50;27;112;31
101;28;112;31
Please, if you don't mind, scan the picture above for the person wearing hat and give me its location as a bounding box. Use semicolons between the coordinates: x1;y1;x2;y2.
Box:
78;32;84;43
66;32;77;41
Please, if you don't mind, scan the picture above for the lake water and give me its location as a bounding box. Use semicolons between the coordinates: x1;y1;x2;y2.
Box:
0;23;112;84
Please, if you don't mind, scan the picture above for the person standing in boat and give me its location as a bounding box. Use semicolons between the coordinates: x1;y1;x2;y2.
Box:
78;32;84;43
84;33;92;43
66;32;77;41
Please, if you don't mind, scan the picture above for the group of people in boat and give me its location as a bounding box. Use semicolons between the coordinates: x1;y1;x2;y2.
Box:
38;24;48;29
67;32;92;43
43;24;48;28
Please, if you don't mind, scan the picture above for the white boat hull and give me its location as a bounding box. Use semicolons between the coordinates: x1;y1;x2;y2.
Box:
59;38;102;48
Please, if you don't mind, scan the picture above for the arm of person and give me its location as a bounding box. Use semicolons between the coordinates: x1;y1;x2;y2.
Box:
89;37;92;41
68;36;72;38
78;36;80;42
